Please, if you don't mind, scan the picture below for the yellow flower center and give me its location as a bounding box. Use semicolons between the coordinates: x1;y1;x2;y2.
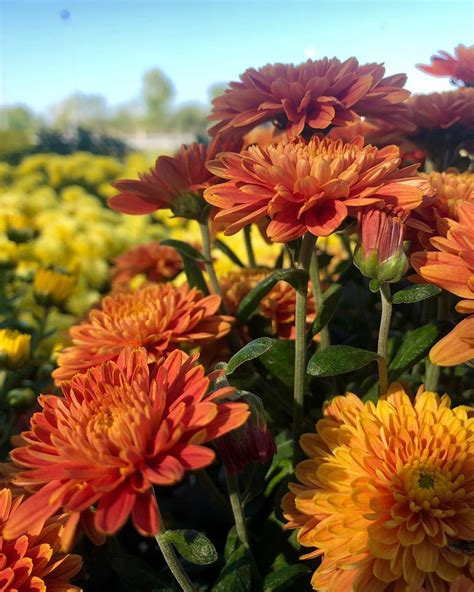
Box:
405;460;465;511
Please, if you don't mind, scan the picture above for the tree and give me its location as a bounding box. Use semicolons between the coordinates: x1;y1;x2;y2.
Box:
170;103;209;134
208;82;228;102
51;92;109;132
0;104;37;133
141;68;174;131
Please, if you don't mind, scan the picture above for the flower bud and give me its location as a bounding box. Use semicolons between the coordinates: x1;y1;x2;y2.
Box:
0;329;31;370
354;209;408;284
33;267;77;307
7;387;35;409
6;213;36;244
216;390;276;473
170;191;209;222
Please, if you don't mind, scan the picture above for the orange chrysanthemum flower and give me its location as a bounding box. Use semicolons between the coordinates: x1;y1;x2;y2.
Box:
204;136;430;242
209;57;410;140
282;383;474;591
53;282;233;383
109;135;241;215
0;488;82;591
221;268;316;339
110;242;183;290
5;348;249;539
417;45;474;86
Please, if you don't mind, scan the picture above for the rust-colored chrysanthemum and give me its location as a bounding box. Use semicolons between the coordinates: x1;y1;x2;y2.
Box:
417;45;474;86
5;348;249;539
53;282;233;383
209;57;410;140
282;383;474;591
220;268;316;339
110;242;183;290
109;135;241;215
204;136;431;242
0;488;82;590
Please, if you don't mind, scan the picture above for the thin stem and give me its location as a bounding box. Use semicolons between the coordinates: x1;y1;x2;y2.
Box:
225;470;249;548
154;500;196;592
377;283;392;396
31;306;51;356
198;221;228;311
292;234;317;466
243;225;257;268
309;250;330;350
425;292;450;391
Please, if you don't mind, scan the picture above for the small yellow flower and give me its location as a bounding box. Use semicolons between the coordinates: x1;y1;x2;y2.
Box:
0;329;31;369
6;212;36;243
0;239;19;269
33;267;77;307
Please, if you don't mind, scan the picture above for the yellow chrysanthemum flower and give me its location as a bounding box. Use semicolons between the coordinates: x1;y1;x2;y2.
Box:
0;238;19;269
283;383;474;592
0;329;31;370
33;267;77;307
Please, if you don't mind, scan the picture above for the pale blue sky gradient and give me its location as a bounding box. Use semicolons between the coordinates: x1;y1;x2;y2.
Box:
1;0;472;114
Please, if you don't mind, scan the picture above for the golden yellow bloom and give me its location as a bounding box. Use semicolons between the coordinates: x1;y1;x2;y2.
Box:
282;383;474;591
0;238;19;269
0;329;31;370
33;267;77;307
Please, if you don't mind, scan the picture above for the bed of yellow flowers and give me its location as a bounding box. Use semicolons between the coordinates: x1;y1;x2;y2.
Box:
0;46;474;592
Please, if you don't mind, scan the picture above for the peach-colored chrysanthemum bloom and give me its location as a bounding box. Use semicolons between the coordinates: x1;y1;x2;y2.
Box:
204;136;431;242
282;383;474;591
109;135;241;215
110;242;183;290
53;282;233;384
411;202;474;366
209;57;410;140
5;348;249;539
417;44;474;86
221;268;316;339
0;488;82;590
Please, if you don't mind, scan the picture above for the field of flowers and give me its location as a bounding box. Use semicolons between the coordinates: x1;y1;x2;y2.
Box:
0;46;473;592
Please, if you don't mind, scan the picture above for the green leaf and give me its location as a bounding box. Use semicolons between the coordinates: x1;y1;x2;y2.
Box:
160;529;218;565
259;340;297;392
161;239;206;261
226;337;275;375
311;283;343;335
392;284;442;304
307;345;380;377
224;527;240;561
212;546;252;592
109;554;179;591
236;269;308;323
214;239;245;268
263;565;310;592
388;322;444;380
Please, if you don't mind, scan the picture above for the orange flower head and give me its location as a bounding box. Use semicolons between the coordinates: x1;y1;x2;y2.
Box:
282;383;474;591
417;45;474;86
0;488;82;590
109;135;242;215
5;348;250;539
205;136;431;242
209;57;410;140
111;242;183;290
220;268;316;339
53;282;233;384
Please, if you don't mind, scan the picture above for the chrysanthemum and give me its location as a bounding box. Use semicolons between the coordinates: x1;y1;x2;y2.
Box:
5;348;249;539
0;328;31;370
0;488;82;591
208;57;410;140
53;282;233;383
430;301;474;366
220;268;316;339
110;242;183;290
109;136;241;215
282;383;474;591
417;45;474;86
204;136;430;242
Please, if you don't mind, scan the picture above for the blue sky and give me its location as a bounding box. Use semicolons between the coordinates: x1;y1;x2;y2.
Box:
1;0;472;114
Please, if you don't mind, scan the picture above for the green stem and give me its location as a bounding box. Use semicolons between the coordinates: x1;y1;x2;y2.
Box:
198;221;228;312
377;283;392;396
243;225;257;268
292;234;317;466
425;292;450;391
309;250;330;350
155;501;196;592
31;306;51;356
225;470;250;548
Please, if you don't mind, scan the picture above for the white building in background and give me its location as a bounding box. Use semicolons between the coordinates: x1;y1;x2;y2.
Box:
125;131;197;153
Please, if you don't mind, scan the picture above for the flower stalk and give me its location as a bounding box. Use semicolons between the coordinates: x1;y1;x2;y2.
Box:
293;233;316;465
243;225;257;268
377;283;392;395
155;500;196;592
198;221;228;309
225;469;250;548
309;250;330;349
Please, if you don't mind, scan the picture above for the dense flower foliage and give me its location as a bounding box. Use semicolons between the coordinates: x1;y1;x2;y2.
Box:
282;383;474;591
5;348;249;539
